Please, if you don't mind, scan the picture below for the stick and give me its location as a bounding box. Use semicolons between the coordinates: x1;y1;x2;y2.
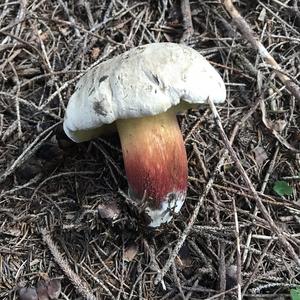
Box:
180;0;194;43
231;195;242;299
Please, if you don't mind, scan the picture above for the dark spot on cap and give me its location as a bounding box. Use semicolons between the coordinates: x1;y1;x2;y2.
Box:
88;86;95;96
143;70;165;91
136;46;146;53
151;73;160;86
122;53;130;60
93;100;107;116
98;75;108;86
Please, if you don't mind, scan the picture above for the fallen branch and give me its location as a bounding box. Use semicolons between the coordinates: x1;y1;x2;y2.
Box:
222;0;300;102
180;0;194;43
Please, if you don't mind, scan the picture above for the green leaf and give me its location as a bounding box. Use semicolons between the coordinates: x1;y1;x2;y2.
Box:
291;288;300;300
273;181;293;197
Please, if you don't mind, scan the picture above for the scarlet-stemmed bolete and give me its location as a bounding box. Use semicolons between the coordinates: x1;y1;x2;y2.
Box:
63;43;226;227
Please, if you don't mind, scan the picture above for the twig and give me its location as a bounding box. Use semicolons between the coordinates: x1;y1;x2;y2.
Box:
185;278;199;300
231;194;242;299
249;282;299;294
171;259;186;299
212;183;297;208
41;228;96;300
92;141;125;178
0;29;44;61
210;190;225;296
218;242;226;300
155;0;168;27
205;287;237;300
129;259;147;300
242;144;280;264
14;0;27;37
1;119;18;142
222;0;300;102
207;97;300;268
33;23;66;111
79;264;115;299
9;61;22;138
0;113;3;137
180;0;194;43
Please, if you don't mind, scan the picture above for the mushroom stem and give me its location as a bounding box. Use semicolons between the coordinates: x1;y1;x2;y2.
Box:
116;109;188;226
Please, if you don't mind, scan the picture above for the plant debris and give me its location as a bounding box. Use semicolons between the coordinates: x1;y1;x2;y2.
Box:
1;0;300;299
18;278;61;300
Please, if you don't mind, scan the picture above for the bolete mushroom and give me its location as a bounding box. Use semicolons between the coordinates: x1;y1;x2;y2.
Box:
63;43;226;227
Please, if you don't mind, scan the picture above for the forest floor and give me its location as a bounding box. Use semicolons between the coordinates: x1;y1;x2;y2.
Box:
1;0;300;299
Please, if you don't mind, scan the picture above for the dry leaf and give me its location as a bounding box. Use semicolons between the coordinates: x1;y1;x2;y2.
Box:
252;146;268;166
258;8;266;22
98;201;120;221
36;281;49;300
40;32;49;42
59;26;69;36
176;243;193;269
91;47;101;60
36;277;61;300
47;279;61;299
272;119;287;133
123;244;138;262
19;287;38;300
260;101;299;152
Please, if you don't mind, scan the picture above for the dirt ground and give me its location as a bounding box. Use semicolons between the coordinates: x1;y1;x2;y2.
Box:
1;0;300;299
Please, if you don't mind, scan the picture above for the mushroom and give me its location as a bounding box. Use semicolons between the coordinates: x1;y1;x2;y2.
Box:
63;43;226;227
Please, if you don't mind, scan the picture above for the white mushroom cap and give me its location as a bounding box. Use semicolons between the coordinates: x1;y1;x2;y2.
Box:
63;42;226;142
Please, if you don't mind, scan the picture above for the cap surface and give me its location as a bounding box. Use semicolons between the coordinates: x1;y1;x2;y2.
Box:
64;42;226;142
